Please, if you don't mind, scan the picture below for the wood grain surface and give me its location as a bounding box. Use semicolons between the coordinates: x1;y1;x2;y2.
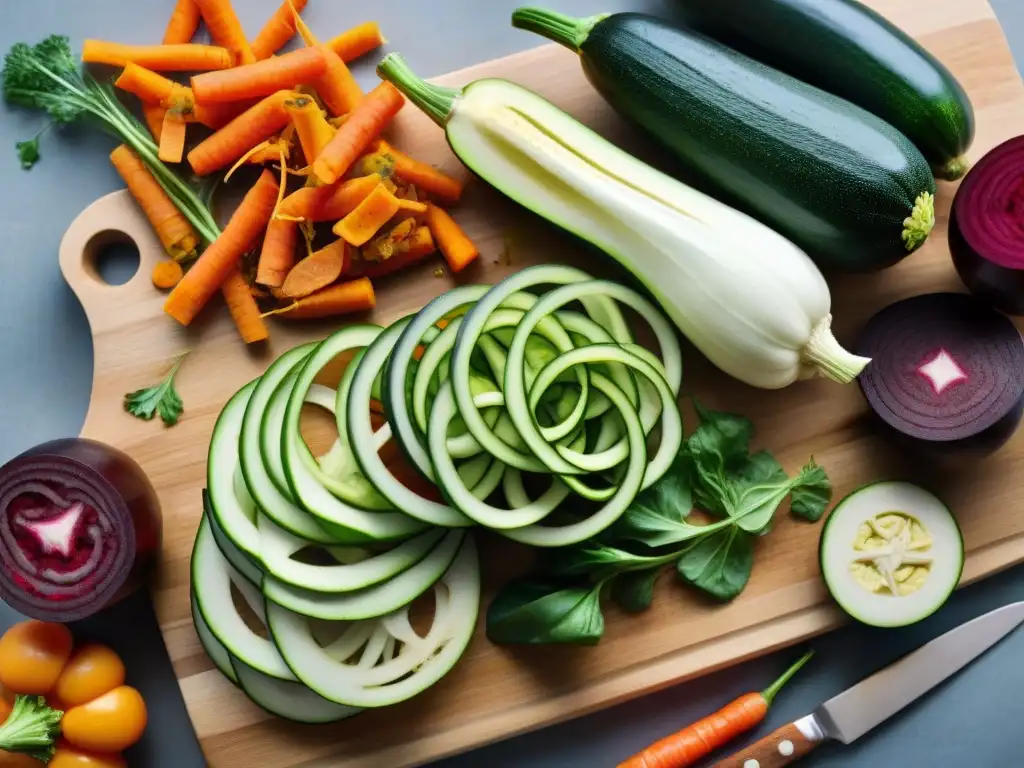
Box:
57;1;1024;765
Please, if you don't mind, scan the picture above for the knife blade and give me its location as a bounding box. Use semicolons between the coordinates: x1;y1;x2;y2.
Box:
712;600;1024;767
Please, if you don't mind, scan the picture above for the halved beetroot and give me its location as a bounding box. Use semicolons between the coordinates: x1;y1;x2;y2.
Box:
950;135;1024;314
856;293;1024;457
0;439;161;622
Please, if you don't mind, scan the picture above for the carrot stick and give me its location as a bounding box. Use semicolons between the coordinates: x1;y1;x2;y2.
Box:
425;204;478;272
152;260;184;289
163;0;202;44
326;22;386;62
284;96;335;165
256;218;299;288
316;47;363;117
192;47;328;105
141;103;167;142
187;90;293;176
617;651;813;768
158;111;188;163
348;225;436;279
252;0;309;60
110;145;198;261
116;63;176;104
222;267;270;343
270;277;375;320
334;183;401;246
281;239;347;298
275;174;377;222
377;139;464;203
164;170;279;326
192;98;260;130
81;40;232;71
193;0;256;65
312;82;405;185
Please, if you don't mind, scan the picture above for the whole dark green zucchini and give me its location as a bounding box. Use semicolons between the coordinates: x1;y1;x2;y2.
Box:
674;0;975;180
512;8;937;273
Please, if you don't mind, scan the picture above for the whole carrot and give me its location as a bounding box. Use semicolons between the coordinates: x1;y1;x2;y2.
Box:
312;82;405;185
110;145;198;261
163;0;202;44
188;90;293;176
327;22;386;62
192;46;327;105
164;170;279;326
193;0;256;65
618;651;814;768
252;0;309;60
81;41;231;71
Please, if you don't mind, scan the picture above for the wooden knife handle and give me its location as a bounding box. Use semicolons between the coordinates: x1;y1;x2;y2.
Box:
710;722;820;767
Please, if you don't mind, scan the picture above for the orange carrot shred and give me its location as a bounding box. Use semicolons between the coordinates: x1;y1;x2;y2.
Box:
110;145;198;261
222;267;270;343
256;218;299;288
312;82;405;185
158;111;188;163
192;47;329;105
193;0;256;65
187;90;294;176
163;0;202;44
81;40;232;71
164;170;279;326
326;22;386;63
269;277;375;320
151;260;184;290
252;0;309;60
425;204;478;272
378;139;464;203
280;239;347;298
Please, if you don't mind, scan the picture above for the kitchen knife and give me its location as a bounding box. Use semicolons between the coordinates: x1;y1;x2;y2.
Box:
713;600;1024;767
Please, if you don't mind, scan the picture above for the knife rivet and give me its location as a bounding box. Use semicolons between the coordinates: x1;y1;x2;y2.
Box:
778;740;795;756
742;761;759;768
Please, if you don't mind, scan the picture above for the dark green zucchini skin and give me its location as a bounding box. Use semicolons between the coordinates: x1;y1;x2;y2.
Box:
578;13;936;272
674;0;975;180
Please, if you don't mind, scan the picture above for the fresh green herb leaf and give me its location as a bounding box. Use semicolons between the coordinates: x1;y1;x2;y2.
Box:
687;402;756;515
610;568;661;613
487;579;605;646
0;694;62;762
789;459;832;522
676;525;755;601
124;353;188;427
542;543;677;581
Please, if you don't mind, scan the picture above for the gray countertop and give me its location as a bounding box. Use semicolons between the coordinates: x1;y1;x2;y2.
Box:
2;1;1023;766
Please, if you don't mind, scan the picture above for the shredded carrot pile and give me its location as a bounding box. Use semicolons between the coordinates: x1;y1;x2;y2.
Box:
101;3;477;341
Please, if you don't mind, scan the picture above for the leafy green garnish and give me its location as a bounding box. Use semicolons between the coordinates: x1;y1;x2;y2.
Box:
124;354;188;426
15;122;50;169
488;400;834;645
487;580;605;646
3;35;218;243
0;695;63;762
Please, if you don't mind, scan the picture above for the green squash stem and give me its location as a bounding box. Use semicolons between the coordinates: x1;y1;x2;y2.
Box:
511;7;608;51
902;191;936;252
803;316;871;384
936;156;970;181
377;54;460;128
761;650;814;706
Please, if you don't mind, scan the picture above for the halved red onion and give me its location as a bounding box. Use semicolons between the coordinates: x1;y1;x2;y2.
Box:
0;439;161;621
856;293;1024;457
950;136;1024;314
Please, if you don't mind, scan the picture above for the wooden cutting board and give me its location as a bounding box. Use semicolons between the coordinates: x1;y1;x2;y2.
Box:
57;1;1024;765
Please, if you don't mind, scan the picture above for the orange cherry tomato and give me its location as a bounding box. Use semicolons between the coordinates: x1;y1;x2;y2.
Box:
0;621;73;694
48;741;126;768
61;686;147;753
54;645;126;707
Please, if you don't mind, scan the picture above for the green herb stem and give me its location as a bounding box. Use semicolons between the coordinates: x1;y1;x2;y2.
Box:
761;650;814;706
510;8;608;51
0;695;62;762
376;53;459;128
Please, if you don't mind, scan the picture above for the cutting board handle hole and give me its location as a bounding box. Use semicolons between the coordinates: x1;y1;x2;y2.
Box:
84;230;141;287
